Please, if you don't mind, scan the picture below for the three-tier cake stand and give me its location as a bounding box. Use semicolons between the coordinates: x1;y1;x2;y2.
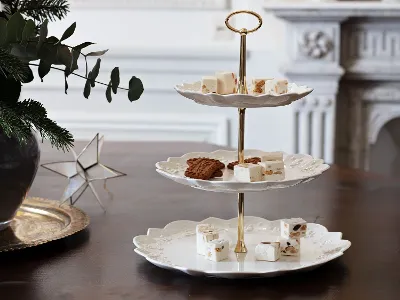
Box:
133;11;351;279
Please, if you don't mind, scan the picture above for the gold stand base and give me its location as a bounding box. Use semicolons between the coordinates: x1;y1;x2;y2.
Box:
235;241;247;253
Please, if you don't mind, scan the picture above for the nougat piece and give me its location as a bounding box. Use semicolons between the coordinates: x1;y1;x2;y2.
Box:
255;241;281;262
279;237;300;256
251;78;272;95
215;71;237;95
265;79;288;95
234;163;263;182
280;218;307;239
205;239;229;262
196;224;219;255
258;161;285;181
260;152;283;162
201;76;218;94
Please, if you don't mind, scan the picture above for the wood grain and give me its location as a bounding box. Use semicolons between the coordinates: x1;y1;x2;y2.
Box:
0;142;399;300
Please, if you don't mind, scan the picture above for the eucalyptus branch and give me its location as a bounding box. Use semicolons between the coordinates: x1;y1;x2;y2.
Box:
29;62;130;91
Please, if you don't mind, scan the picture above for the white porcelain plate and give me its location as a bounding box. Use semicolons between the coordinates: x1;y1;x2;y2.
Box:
174;81;313;108
156;150;330;193
133;217;351;279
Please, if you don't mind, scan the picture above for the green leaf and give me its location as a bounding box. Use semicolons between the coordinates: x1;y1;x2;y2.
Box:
128;76;144;102
58;22;76;43
10;43;39;62
83;79;91;98
74;42;95;51
0;19;7;45
89;58;101;87
87;70;95;87
56;45;72;67
47;36;59;44
21;19;35;45
64;73;68;94
106;81;112;103
69;48;80;74
37;42;57;63
38;59;51;82
86;49;108;57
111;67;120;94
37;19;48;50
6;12;25;43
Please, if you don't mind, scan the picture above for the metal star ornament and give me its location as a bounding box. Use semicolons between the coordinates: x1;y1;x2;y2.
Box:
41;134;125;211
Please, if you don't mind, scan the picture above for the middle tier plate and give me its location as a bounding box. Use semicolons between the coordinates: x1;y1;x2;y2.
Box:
156;150;330;193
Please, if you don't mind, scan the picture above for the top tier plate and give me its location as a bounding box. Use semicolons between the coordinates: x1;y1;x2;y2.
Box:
174;81;313;108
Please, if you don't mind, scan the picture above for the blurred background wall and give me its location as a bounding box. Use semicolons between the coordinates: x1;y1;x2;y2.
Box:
21;0;294;155
23;0;400;177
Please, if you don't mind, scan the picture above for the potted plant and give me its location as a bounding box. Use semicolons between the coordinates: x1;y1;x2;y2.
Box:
0;0;144;230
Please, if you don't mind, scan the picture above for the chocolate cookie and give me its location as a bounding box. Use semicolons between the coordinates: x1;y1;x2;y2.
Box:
227;157;261;170
187;157;225;170
185;158;223;180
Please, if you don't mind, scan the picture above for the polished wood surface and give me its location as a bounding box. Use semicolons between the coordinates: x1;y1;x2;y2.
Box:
1;142;400;300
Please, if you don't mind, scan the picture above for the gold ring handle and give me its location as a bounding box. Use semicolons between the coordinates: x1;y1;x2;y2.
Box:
225;10;263;34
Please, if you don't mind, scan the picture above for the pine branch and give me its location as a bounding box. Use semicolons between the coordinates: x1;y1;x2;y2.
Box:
0;47;32;82
0;99;32;144
0;99;74;150
1;0;69;21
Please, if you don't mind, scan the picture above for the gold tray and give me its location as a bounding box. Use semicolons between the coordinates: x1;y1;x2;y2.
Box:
0;197;90;252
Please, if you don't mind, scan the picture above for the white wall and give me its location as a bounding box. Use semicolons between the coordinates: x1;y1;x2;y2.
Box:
22;0;294;153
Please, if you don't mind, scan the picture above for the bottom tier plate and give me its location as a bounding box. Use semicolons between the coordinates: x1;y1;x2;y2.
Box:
133;217;351;279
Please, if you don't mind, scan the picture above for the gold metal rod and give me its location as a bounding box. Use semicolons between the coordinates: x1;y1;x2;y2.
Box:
235;193;247;253
238;108;245;163
235;108;246;253
238;33;248;95
225;9;263;255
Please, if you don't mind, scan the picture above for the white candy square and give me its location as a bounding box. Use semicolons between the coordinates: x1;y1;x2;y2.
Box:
280;218;307;239
251;78;272;95
255;241;281;262
201;76;218;94
205;239;229;262
265;79;288;95
279;237;300;256
260;152;283;162
234;163;263;182
215;71;237;95
258;161;285;181
196;224;219;255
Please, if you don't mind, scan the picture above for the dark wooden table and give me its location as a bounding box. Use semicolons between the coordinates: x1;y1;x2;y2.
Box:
1;142;400;300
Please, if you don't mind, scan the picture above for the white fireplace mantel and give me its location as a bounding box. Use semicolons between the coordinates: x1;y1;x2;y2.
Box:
265;2;400;20
265;1;400;169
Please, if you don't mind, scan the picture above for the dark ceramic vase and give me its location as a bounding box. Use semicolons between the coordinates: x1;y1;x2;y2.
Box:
0;130;40;231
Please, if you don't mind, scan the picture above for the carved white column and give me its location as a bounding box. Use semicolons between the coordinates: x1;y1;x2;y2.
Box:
264;4;345;163
293;96;336;163
265;2;400;169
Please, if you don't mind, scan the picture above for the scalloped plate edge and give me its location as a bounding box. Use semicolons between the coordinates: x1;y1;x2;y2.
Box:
155;150;330;184
174;82;313;98
133;216;351;277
